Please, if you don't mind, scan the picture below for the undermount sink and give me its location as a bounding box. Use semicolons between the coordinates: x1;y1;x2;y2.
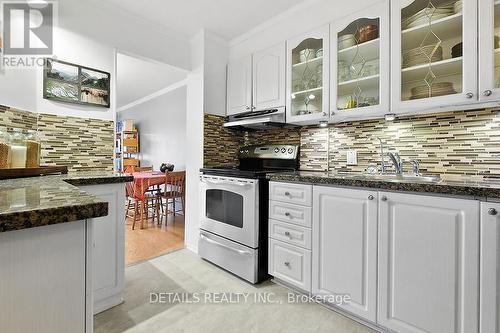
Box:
337;173;442;183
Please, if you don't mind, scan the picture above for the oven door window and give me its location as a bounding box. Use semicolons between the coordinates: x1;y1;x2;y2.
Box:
205;189;244;228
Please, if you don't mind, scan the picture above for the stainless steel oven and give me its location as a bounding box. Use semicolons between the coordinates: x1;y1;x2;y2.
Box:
198;144;299;284
199;175;259;248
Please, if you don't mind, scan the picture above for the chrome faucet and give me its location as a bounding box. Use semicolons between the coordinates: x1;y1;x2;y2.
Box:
410;160;420;176
387;152;403;175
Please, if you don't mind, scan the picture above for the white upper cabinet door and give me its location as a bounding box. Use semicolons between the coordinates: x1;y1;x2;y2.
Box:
330;1;390;122
226;55;252;116
478;0;500;103
391;0;478;113
312;186;378;322
378;192;479;333
286;25;330;125
252;42;286;111
480;202;500;333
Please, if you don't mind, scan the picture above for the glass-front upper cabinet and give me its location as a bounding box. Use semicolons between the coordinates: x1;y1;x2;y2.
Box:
330;1;390;122
391;0;477;112
286;25;329;125
479;0;500;102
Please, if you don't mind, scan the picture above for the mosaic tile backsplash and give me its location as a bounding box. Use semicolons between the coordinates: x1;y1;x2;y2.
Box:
0;105;114;172
204;109;500;179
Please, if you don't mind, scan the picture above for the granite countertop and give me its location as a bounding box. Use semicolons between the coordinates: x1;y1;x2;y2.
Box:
0;172;133;233
268;171;500;200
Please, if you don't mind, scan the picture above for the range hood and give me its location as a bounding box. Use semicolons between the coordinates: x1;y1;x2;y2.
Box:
223;107;286;130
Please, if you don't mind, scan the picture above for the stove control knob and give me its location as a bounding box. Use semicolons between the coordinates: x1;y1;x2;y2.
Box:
274;148;280;153
281;148;286;153
288;148;293;154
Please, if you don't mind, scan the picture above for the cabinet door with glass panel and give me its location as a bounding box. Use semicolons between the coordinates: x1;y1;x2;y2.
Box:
331;1;390;122
286;25;329;125
479;0;500;103
391;0;477;112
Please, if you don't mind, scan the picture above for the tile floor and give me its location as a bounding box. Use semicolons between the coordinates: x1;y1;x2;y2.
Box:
95;249;377;333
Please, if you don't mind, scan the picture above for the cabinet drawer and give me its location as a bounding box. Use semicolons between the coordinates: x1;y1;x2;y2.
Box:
269;201;312;227
269;239;311;292
269;219;312;249
269;182;312;206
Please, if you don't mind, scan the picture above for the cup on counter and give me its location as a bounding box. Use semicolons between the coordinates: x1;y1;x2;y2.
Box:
9;129;27;168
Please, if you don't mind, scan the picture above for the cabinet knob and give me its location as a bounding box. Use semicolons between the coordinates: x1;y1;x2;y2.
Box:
323;112;327;116
368;195;374;200
484;90;493;97
465;92;474;99
284;191;291;196
488;208;498;216
284;262;290;267
284;231;291;237
252;106;256;110
381;196;388;202
284;212;291;217
246;105;251;110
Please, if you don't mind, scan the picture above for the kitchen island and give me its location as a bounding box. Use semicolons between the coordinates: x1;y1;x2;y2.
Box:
0;172;132;333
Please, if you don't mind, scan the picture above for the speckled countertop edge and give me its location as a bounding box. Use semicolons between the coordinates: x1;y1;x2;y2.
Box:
0;172;132;233
268;172;500;200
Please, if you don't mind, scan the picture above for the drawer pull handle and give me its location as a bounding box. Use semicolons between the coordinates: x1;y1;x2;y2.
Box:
284;262;290;267
284;212;291;217
489;208;498;216
381;196;388;202
368;195;374;200
284;191;291;196
284;231;291;237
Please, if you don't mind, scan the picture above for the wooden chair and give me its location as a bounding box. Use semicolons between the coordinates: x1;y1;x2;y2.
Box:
126;179;161;230
125;181;136;220
159;171;186;224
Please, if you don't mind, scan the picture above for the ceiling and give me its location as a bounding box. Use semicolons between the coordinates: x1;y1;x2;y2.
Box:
102;0;306;41
116;53;188;109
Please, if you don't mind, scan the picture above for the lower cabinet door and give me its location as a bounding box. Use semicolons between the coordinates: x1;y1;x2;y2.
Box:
480;202;500;333
269;238;311;292
312;186;378;322
378;192;479;333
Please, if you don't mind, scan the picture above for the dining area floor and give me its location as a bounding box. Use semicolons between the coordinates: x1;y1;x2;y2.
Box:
125;214;185;265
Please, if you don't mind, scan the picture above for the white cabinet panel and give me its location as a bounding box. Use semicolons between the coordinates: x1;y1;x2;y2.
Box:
312;186;378;322
269;182;312;206
269;219;312;249
269;238;311;292
227;55;252;116
390;0;478;112
81;183;125;314
479;0;500;103
269;200;312;227
480;202;500;333
330;1;390;122
253;42;286;110
378;192;479;333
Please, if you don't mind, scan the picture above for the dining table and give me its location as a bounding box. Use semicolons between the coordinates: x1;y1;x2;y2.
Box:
131;171;166;229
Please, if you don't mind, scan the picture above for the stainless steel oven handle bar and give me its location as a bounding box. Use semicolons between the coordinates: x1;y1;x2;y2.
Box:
200;234;253;256
200;179;253;187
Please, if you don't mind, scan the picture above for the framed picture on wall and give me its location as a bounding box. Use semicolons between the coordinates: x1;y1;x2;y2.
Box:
43;58;111;108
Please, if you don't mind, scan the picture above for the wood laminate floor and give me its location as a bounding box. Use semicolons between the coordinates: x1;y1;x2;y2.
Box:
125;213;185;266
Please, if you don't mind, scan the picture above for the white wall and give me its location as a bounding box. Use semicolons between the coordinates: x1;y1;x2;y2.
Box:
229;0;370;59
0;0;192;121
204;32;228;116
118;86;187;170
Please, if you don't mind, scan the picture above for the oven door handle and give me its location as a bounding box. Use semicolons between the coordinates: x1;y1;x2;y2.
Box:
200;234;253;256
200;179;253;187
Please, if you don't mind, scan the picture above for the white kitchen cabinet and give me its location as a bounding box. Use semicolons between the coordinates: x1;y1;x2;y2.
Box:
378;192;479;333
330;1;390;122
269;181;312;206
312;186;378;322
391;0;478;113
480;202;500;333
252;42;286;111
269;238;311;292
80;183;125;314
226;55;252;116
478;0;500;103
286;25;330;125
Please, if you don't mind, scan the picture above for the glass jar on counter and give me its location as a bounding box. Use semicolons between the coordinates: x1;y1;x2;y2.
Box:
0;129;11;169
26;131;41;168
9;129;27;168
